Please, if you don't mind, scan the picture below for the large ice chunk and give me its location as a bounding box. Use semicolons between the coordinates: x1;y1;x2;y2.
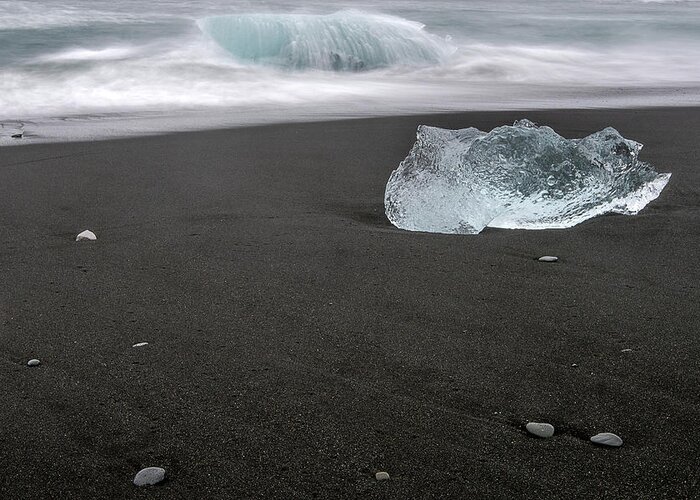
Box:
384;120;671;234
198;11;452;71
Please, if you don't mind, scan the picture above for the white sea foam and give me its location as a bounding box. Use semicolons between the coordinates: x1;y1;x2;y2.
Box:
0;1;158;30
37;46;140;63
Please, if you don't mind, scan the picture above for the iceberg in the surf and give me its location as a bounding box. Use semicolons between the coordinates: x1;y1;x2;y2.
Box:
385;120;671;234
197;10;452;71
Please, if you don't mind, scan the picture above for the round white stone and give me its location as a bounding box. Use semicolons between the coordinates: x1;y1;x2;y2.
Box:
590;432;623;447
375;471;390;481
133;467;166;486
27;359;40;367
132;342;149;348
538;256;558;262
526;422;555;438
76;230;97;242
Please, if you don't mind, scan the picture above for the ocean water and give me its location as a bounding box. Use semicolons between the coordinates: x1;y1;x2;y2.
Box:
2;0;700;143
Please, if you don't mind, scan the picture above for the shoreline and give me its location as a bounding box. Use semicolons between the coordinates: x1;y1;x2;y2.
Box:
3;84;700;147
1;107;698;498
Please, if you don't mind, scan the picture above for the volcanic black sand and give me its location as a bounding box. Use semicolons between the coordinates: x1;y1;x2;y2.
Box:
1;108;698;498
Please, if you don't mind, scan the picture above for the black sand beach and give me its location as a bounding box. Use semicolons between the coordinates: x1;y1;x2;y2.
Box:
1;108;699;498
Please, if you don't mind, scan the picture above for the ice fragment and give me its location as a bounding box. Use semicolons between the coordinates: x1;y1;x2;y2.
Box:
385;120;671;234
199;12;452;71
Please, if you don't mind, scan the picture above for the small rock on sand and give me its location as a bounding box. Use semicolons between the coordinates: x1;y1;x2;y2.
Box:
526;422;555;438
133;467;166;486
132;342;149;348
375;471;390;481
590;432;623;447
538;256;558;262
27;359;40;367
76;230;97;241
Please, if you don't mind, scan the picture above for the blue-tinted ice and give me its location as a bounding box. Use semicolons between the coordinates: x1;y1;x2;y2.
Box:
198;11;452;71
384;120;671;234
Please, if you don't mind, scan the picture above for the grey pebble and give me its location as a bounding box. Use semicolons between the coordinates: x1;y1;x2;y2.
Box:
526;422;555;438
133;467;166;486
538;256;558;262
375;471;390;481
590;432;623;447
27;359;40;367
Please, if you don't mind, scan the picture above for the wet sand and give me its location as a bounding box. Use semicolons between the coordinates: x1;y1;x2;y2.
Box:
1;108;699;498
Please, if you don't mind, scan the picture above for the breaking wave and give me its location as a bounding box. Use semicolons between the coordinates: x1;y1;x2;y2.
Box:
197;10;454;71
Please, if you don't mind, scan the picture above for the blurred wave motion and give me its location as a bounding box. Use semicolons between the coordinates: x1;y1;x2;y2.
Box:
2;0;699;142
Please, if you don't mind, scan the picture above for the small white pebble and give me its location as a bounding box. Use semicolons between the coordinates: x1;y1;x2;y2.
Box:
132;342;149;348
590;432;623;447
133;467;166;486
526;422;555;438
571;363;578;367
375;471;390;481
76;230;97;241
27;359;40;367
538;256;558;262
